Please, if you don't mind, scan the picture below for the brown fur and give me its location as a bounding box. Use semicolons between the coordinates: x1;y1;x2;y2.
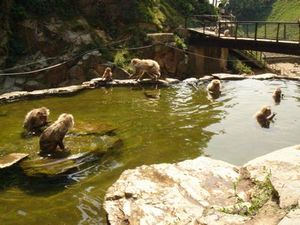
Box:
39;113;74;155
272;87;282;104
101;67;113;81
255;106;276;128
130;58;161;81
23;107;50;133
207;79;221;93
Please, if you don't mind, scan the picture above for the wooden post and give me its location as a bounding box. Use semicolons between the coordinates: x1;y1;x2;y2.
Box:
264;23;267;39
235;22;238;39
218;21;221;38
276;23;280;42
284;24;286;40
246;24;249;38
254;23;258;40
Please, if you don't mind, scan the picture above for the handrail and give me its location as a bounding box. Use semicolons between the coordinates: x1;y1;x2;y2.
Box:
186;16;300;43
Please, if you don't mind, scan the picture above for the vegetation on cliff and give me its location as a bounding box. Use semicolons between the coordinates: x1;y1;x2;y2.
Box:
0;0;215;69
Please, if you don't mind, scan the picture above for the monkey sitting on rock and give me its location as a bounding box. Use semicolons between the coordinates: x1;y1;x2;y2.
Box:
23;107;50;135
39;113;74;157
101;67;113;82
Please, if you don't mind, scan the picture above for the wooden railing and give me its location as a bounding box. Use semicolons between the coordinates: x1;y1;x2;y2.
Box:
186;16;300;43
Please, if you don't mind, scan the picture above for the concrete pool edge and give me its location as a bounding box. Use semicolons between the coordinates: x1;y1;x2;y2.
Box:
104;144;300;225
1;73;300;104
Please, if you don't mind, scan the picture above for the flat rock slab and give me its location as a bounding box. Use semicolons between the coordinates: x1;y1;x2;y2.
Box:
70;121;117;136
20;135;122;177
104;157;251;225
212;73;246;80
249;73;277;80
0;153;29;169
244;144;300;209
0;85;86;104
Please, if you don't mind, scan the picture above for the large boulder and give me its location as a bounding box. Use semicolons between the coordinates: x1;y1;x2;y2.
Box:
244;145;300;209
104;157;252;225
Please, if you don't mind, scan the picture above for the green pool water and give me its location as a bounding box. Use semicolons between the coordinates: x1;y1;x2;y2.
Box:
1;79;300;225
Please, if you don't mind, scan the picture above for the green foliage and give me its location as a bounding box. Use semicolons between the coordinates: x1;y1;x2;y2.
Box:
174;35;187;50
113;50;133;73
232;60;253;75
220;172;276;216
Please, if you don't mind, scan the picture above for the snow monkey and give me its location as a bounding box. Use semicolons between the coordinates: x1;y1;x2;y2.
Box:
130;58;161;81
255;106;276;128
101;67;113;81
272;87;283;104
207;79;221;94
39;113;74;156
23;107;50;134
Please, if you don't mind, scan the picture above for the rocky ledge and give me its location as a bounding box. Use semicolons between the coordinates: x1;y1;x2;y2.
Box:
104;145;300;225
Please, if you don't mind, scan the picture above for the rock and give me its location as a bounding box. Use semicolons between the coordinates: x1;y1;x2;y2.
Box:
3;77;15;89
147;33;175;44
182;77;199;85
212;73;246;80
278;209;300;225
15;77;27;86
244;145;300;209
69;65;86;83
0;153;29;169
249;73;276;80
20;135;122;177
23;80;43;91
70;121;117;136
104;157;252;225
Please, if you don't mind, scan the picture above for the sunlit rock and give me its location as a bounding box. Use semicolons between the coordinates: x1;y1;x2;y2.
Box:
0;153;29;169
244;144;300;209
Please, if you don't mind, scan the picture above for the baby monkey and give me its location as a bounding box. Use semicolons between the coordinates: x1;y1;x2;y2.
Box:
101;67;113;82
255;106;276;128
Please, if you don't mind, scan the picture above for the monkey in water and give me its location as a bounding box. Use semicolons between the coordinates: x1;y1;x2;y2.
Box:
207;79;221;99
39;113;74;156
101;67;113;82
130;58;161;81
272;87;283;104
23;107;50;134
255;106;276;128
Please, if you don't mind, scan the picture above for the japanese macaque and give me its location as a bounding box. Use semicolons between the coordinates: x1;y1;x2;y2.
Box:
224;29;230;37
130;58;161;81
39;113;74;156
23;107;50;134
207;79;221;93
101;67;113;81
272;87;283;104
255;106;276;128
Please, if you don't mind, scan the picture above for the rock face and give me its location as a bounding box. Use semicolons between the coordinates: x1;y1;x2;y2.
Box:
104;157;249;225
104;145;300;225
244;145;300;209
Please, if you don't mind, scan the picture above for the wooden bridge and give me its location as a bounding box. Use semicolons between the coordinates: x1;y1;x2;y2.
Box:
186;15;300;55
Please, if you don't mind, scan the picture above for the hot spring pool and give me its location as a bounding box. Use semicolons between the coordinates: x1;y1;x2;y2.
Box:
0;79;300;224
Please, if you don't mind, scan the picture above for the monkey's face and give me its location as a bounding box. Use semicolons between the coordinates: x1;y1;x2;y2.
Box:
212;80;221;89
131;58;140;66
262;107;272;117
